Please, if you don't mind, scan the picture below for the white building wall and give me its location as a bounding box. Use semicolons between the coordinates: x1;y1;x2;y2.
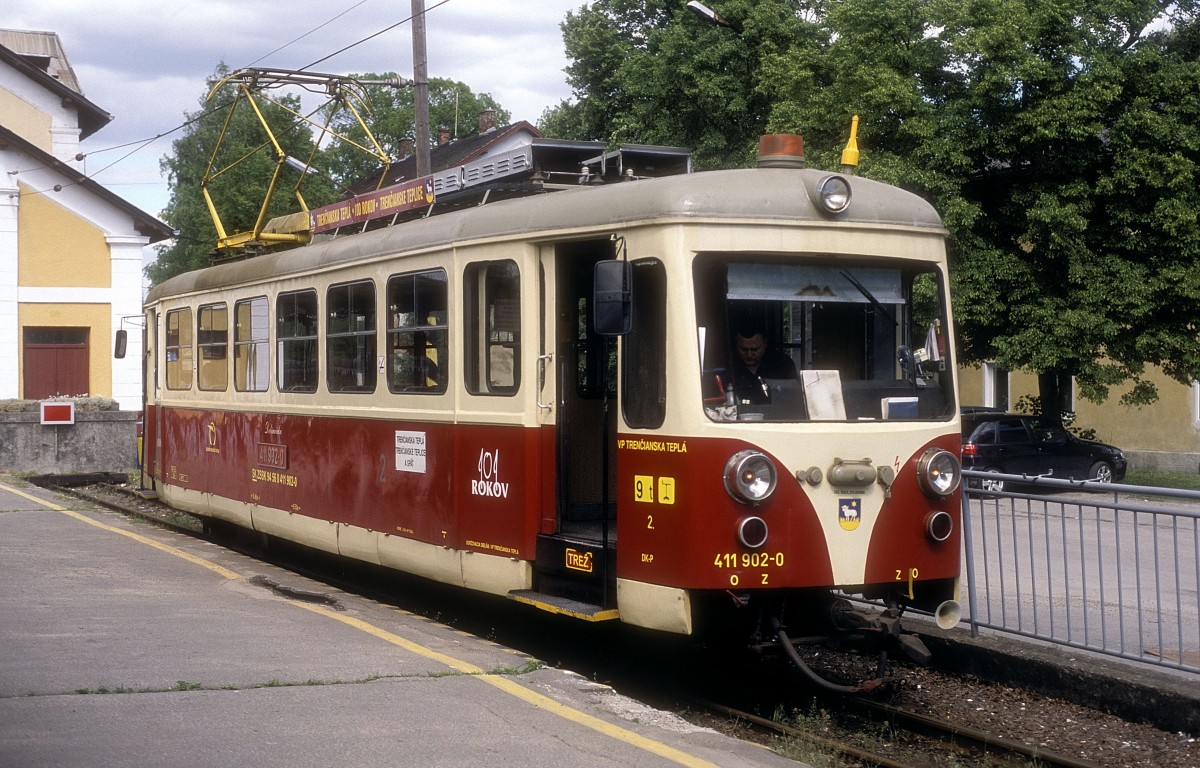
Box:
0;157;19;400
1;59;85;165
109;235;148;410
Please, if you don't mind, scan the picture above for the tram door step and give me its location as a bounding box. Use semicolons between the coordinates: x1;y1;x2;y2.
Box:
508;590;619;622
525;534;616;610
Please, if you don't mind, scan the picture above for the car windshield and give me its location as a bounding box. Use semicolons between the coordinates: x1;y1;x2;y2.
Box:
694;254;956;422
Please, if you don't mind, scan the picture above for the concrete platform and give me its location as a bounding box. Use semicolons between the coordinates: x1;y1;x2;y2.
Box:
0;480;804;768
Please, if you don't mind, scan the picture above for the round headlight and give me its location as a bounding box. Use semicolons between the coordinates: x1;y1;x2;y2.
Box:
817;175;852;214
724;449;777;504
917;448;961;498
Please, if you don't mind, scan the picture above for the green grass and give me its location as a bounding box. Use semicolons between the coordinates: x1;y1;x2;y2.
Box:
1123;469;1200;492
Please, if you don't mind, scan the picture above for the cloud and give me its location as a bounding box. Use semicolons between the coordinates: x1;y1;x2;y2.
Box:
5;0;581;216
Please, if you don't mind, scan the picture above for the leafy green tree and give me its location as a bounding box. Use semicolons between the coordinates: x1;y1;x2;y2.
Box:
551;0;1200;417
547;0;812;168
148;64;338;286
320;74;510;186
925;0;1200;417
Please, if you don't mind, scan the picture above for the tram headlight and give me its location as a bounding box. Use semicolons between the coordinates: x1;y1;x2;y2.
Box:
916;448;961;498
817;175;852;214
724;450;777;504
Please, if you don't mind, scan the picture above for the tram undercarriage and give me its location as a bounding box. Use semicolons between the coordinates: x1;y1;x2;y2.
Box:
706;584;961;695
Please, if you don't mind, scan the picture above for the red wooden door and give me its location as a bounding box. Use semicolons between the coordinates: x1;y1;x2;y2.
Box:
23;328;90;398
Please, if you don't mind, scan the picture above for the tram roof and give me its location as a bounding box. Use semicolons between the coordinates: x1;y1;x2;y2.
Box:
146;166;945;304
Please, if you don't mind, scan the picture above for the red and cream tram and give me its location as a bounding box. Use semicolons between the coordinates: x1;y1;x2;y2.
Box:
139;134;962;690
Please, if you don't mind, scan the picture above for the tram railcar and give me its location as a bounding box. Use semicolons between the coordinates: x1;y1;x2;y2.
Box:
139;134;963;691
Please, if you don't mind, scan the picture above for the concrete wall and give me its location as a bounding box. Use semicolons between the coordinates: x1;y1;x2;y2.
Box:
0;409;139;475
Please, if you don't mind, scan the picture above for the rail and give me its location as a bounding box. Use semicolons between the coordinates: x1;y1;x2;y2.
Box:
961;470;1200;674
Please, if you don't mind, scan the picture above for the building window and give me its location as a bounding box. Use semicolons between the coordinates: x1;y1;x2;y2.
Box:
387;269;448;393
1192;382;1200;431
464;260;520;395
165;308;193;390
277;290;318;393
235;297;269;392
983;362;1010;410
197;303;228;391
327;280;377;393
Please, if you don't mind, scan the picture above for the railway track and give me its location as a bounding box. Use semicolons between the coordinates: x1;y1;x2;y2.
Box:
50;479;1193;768
698;696;1102;768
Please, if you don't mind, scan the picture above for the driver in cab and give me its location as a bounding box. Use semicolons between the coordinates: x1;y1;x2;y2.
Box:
729;325;798;404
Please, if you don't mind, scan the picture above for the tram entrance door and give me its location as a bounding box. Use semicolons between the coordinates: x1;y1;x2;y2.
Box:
527;242;619;616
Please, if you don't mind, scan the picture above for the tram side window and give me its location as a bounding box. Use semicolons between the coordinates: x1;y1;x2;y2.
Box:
165;308;193;390
277;290;319;393
387;269;448;394
623;259;667;429
327;280;377;393
234;296;269;392
197;303;229;391
464;260;520;395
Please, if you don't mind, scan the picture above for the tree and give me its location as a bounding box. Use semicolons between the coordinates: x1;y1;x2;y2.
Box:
545;0;814;168
148;65;338;286
923;0;1200;418
320;74;510;186
551;0;1200;417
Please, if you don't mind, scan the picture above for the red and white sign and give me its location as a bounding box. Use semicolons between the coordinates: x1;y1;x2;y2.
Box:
40;402;75;425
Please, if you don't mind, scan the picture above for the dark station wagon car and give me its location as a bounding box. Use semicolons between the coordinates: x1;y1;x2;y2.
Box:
960;411;1127;493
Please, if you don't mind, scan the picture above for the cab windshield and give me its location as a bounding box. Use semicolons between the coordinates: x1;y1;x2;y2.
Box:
694;254;955;422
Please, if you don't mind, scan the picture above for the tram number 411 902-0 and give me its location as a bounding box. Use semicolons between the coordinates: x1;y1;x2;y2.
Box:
714;552;785;569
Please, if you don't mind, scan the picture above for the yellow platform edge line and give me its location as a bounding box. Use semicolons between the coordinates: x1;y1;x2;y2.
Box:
0;481;241;581
297;602;723;768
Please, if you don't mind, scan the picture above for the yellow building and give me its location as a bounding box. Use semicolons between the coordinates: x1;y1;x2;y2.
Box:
0;30;172;409
960;364;1200;473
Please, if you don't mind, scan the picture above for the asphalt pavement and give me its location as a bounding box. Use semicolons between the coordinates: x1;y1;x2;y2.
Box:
0;480;804;768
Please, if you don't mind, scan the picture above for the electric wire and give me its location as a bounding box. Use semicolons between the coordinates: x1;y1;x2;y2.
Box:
17;0;453;199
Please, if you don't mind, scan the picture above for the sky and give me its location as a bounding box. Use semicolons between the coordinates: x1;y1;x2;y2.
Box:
5;0;587;220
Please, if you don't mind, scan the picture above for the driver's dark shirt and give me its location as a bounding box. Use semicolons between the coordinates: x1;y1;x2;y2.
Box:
729;352;798;404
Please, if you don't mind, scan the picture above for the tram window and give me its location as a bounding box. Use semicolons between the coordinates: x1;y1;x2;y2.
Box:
234;296;269;392
277;290;319;393
165;308;193;390
326;280;377;393
387;269;448;394
197;303;229;391
623;259;667;428
464;260;520;395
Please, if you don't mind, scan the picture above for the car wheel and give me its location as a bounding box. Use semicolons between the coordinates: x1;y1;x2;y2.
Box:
979;469;1005;494
1088;461;1114;484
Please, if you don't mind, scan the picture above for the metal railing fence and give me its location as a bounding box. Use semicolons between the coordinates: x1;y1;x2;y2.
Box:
961;470;1199;674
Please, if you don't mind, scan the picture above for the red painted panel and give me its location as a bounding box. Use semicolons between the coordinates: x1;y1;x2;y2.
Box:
452;424;545;559
863;434;963;584
616;434;834;590
143;405;158;479
152;406;542;559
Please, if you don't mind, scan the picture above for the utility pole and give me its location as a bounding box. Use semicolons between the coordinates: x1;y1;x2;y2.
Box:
412;0;431;177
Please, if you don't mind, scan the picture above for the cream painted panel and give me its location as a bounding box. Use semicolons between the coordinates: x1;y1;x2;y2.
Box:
616;578;693;635
461;549;533;596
